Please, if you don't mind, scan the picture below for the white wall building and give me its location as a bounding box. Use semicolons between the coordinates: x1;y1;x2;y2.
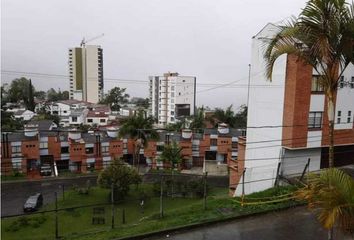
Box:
149;72;196;126
231;23;354;196
69;45;104;103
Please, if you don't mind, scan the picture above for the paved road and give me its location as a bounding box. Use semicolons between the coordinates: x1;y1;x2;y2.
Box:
149;207;353;240
1;176;97;217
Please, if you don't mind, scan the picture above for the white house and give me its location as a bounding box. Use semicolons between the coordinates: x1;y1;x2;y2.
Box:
69;109;88;126
13;110;35;121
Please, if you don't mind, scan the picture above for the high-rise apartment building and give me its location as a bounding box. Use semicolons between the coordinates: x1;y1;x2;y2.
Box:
68;45;104;103
149;72;196;126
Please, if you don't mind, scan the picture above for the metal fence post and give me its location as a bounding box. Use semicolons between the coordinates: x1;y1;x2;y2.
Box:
122;208;126;224
55;192;59;239
241;168;246;207
203;171;208;211
160;175;164;218
111;183;115;229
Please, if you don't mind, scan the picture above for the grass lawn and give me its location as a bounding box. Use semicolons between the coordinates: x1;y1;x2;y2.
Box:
1;185;298;240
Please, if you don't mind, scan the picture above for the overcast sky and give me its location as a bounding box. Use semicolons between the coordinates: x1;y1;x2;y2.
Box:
1;0;308;109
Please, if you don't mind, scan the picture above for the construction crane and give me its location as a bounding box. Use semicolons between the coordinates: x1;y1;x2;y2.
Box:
80;33;104;47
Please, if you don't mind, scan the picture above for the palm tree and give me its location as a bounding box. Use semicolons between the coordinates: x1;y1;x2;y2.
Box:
208;105;237;128
119;110;158;172
295;168;354;239
189;107;206;131
264;0;354;168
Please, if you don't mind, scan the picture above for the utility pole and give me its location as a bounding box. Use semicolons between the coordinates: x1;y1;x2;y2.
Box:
203;171;208;210
247;64;251;107
160;175;164;218
55;192;59;239
111;183;115;229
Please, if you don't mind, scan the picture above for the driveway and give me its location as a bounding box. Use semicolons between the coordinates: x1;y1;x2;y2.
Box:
149;207;353;240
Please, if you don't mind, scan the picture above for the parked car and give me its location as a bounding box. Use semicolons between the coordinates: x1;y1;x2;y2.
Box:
40;164;52;176
23;193;43;212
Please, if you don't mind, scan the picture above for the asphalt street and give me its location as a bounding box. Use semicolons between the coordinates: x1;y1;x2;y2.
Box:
149;207;353;240
1;175;97;217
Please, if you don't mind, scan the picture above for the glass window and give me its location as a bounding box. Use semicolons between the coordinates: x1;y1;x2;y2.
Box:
39;142;48;149
308;112;323;129
87;119;93;123
339;76;345;88
210;139;217;146
311;75;324;92
85;147;94;154
351;77;354;88
61;147;69;153
12;146;21;153
100;119;106;123
102;146;109;153
72;116;77;122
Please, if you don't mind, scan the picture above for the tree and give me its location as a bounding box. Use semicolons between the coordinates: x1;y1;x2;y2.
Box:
158;141;183;169
1;111;23;131
234;105;248;128
119;110;158;171
34;91;46;100
97;159;142;200
101;87;129;111
1;84;9;108
208;105;237;128
27;79;35;111
189;107;206;131
166;119;187;132
7;77;35;107
264;0;354;167
295;168;354;240
47;88;69;102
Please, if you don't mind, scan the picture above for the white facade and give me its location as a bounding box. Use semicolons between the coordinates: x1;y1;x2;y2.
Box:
69;109;88;126
235;23;354;196
13;110;35;121
149;72;196;126
69;45;103;103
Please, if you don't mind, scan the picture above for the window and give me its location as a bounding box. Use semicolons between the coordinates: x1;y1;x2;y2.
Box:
337;111;342;124
12;146;21;153
348;111;352;123
210;139;217;146
178;92;181;96
205;151;216;160
171;99;174;103
351;77;354;88
311;75;324;92
171;86;175;91
85;147;94;154
339;76;345;88
87;119;93;123
171;111;175;115
157;145;164;152
61;147;69;153
63;111;67;114
102;146;109;153
39;142;48;149
100;119;106;123
72;116;78;122
170;117;174;121
308;112;323;129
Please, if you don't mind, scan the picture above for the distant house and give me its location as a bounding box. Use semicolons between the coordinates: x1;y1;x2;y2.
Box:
13;110;35;121
27;120;58;131
86;111;109;126
69;109;88;126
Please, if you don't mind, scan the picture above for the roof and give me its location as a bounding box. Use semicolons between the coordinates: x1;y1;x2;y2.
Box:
204;128;243;137
14;110;32;116
87;111;108;118
27;120;57;131
57;99;92;106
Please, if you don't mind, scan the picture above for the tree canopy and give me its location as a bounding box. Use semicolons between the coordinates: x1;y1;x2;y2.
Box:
101;87;129;111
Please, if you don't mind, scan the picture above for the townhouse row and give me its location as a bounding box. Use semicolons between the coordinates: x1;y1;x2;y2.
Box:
1;121;242;177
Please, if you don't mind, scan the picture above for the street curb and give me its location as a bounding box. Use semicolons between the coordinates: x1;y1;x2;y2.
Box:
113;203;304;240
1;174;98;184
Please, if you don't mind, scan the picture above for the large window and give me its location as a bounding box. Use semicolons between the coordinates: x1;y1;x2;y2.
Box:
311;75;324;92
39;142;48;149
12;146;21;153
72;116;78;122
308;112;323;129
102;146;109;153
61;147;69;153
210;139;217;146
339;76;345;88
351;77;354;89
85;147;94;154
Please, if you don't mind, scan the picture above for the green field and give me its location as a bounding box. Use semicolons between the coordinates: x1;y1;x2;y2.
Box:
1;185;298;240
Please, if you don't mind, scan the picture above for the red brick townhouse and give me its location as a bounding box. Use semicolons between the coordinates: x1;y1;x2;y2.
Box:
1;122;243;177
229;23;354;196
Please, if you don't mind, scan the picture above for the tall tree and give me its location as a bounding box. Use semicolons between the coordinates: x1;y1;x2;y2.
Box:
101;87;129;111
27;79;35;111
7;77;35;105
119;110;158;171
264;0;354;168
34;90;46;100
234;105;248;128
47;88;69;102
295;168;354;240
208;105;237;128
189;107;206;131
